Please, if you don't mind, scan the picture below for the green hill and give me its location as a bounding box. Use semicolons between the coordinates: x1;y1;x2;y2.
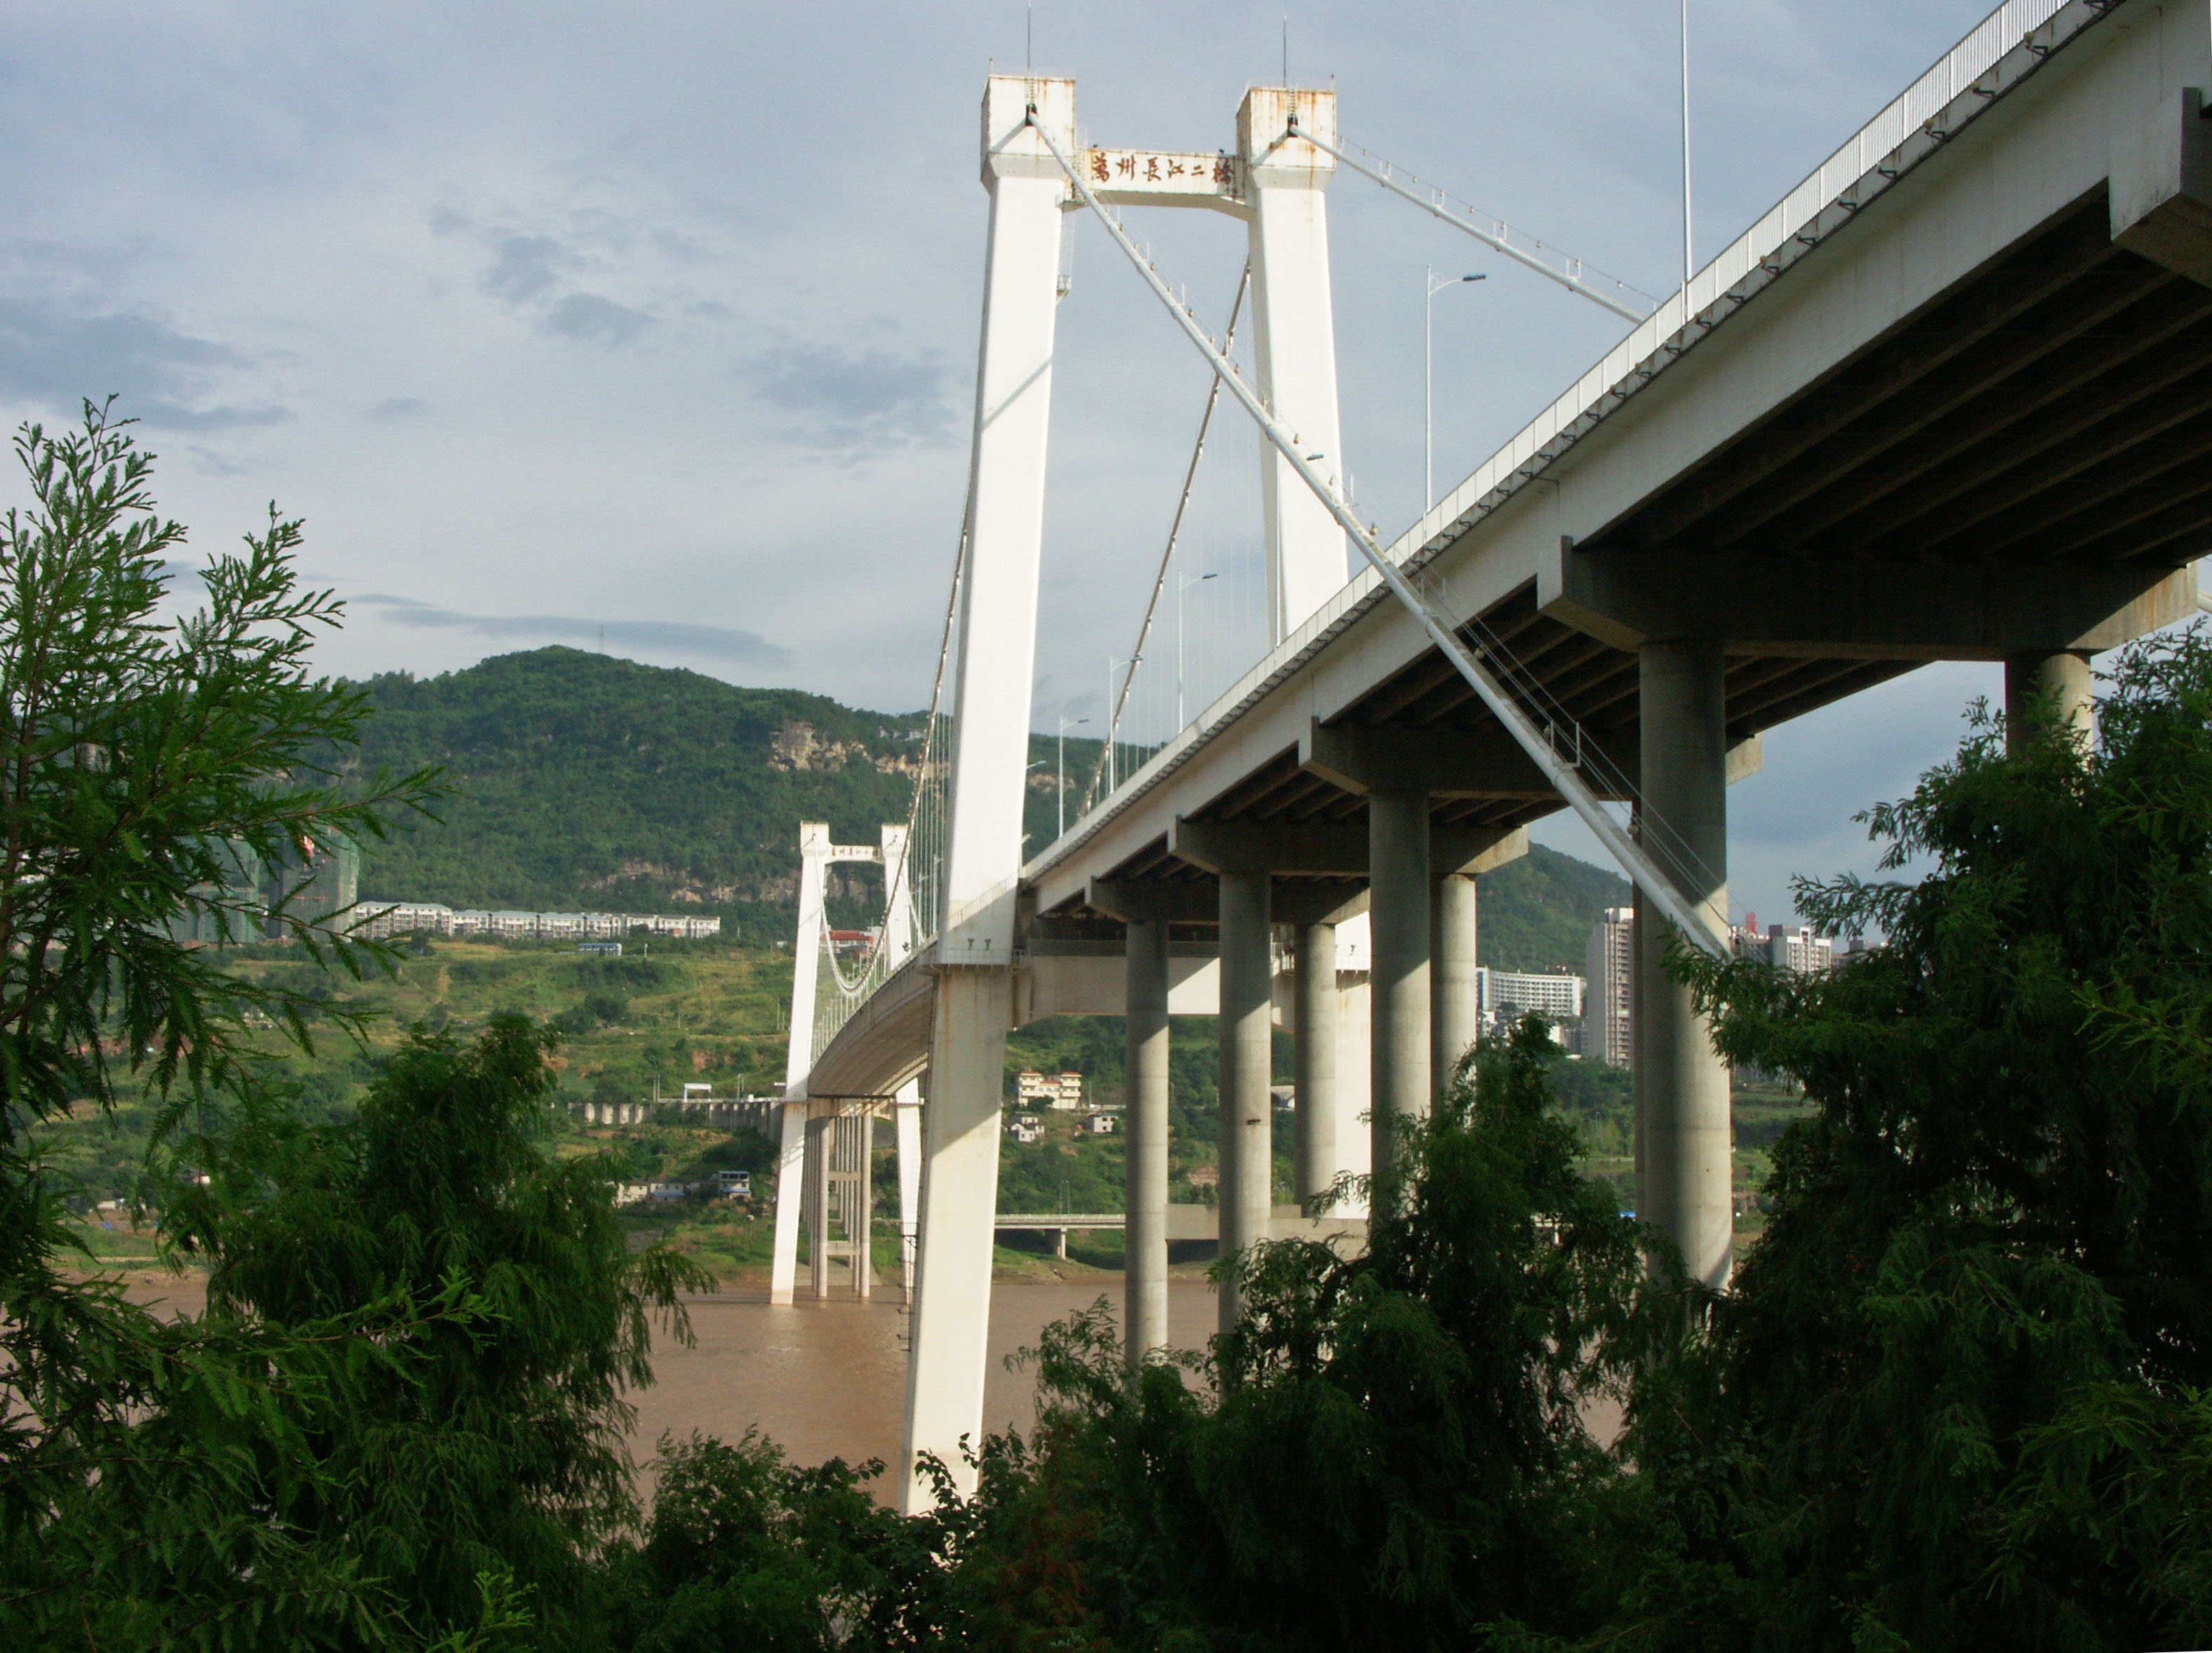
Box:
347;648;1625;970
1475;841;1629;974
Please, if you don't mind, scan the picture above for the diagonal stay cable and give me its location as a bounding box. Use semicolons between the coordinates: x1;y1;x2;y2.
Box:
1032;111;1728;958
1390;549;1724;906
1286;118;1655;323
1401;561;1724;905
1077;261;1252;821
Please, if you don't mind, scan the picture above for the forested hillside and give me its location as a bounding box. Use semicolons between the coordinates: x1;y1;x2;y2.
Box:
347;648;1625;970
347;648;1059;938
1474;841;1629;972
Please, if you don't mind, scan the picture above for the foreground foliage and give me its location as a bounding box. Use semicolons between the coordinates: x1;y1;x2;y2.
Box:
1625;632;2212;1650
0;412;697;1649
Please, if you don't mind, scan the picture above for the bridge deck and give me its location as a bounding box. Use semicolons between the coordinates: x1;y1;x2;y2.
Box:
1022;0;2205;921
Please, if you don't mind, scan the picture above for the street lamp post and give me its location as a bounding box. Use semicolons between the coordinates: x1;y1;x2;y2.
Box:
1425;267;1486;511
1106;655;1140;794
1175;569;1217;731
1056;715;1088;838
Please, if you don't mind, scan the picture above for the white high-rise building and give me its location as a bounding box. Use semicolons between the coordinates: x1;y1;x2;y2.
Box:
1585;906;1635;1068
1733;922;1837;974
1477;966;1585;1023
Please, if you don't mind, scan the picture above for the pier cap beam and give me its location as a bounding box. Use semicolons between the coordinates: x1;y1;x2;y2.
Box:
1542;543;2196;660
1300;719;1759;805
1084;877;1219;925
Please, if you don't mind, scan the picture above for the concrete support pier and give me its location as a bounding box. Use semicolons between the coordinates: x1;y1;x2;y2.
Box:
1368;789;1432;1184
1123;916;1171;1365
2005;650;2094;751
1636;640;1733;1292
1430;872;1479;1093
1293;918;1338;1208
1217;870;1274;1330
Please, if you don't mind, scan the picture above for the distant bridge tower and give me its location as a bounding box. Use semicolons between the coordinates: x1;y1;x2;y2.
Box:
771;823;919;1306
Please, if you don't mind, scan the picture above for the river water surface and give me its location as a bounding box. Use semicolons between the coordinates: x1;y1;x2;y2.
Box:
632;1278;1220;1485
124;1272;1219;1497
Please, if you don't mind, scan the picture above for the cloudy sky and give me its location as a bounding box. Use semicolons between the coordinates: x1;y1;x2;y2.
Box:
0;0;2157;925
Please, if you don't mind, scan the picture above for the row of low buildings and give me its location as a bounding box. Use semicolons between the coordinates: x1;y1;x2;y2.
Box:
1583;906;1875;1069
354;902;722;942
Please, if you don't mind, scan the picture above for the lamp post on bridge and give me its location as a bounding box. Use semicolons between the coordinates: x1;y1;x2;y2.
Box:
1425;267;1486;511
1175;569;1216;732
1106;655;1140;794
1056;716;1087;838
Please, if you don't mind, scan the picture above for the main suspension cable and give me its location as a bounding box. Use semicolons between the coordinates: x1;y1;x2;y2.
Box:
1032;112;1728;958
1286;118;1656;323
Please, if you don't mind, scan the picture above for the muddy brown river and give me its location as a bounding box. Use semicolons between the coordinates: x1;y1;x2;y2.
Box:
121;1272;1219;1496
119;1269;1615;1502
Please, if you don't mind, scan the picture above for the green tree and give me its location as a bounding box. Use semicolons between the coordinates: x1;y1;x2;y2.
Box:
942;1019;1662;1651
1617;631;2212;1650
606;1431;972;1652
0;407;702;1649
0;406;469;1645
171;1015;712;1646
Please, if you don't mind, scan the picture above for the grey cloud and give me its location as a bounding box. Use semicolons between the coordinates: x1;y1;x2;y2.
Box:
479;234;565;305
747;341;957;450
352;592;789;667
445;215;655;348
545;292;651;346
0;296;286;431
368;396;432;420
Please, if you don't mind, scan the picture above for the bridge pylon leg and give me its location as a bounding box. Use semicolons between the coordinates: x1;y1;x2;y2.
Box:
1368;789;1432;1189
1124;917;1171;1364
768;1099;807;1305
1238;86;1348;643
900;967;1013;1511
1635;640;1733;1292
900;72;1074;1512
1217;871;1273;1331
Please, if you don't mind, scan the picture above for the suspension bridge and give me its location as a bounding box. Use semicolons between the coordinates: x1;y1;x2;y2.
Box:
770;0;2212;1511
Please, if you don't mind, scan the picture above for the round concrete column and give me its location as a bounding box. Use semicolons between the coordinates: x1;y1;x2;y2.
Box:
1368;789;1432;1186
1216;870;1274;1330
1293;920;1338;1207
2004;650;2093;754
1637;640;1733;1292
1430;872;1479;1092
1123;917;1171;1365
